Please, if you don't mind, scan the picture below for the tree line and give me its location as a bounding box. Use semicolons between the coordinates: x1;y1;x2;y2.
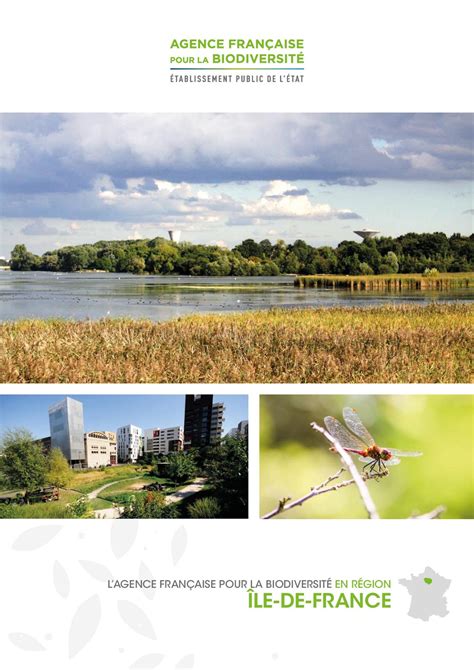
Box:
9;232;474;276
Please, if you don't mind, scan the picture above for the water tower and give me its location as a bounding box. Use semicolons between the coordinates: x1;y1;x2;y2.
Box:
354;228;379;241
168;230;181;243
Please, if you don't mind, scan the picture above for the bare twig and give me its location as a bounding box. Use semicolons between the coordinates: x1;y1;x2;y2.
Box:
410;505;446;519
262;469;386;519
310;421;381;520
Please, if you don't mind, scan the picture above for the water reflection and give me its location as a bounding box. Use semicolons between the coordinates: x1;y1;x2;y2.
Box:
0;271;472;322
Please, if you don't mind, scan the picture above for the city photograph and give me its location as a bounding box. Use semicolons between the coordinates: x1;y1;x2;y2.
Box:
260;394;474;520
0;113;472;384
0;393;248;519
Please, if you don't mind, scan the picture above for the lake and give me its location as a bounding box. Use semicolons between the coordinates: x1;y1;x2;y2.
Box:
1;271;472;322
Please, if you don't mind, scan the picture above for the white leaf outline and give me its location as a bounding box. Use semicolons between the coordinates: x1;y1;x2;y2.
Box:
79;559;114;582
12;525;61;550
8;632;45;651
68;594;101;658
171;526;187;566
53;560;70;598
117;600;157;640
130;653;165;668
111;519;138;558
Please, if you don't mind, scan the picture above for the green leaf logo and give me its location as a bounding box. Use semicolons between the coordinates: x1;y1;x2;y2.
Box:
424;577;433;585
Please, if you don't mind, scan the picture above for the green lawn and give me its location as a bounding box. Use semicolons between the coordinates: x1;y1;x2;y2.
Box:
98;476;172;498
70;464;153;494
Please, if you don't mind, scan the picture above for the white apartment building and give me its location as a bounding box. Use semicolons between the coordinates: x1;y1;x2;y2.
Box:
116;424;143;463
84;431;117;468
144;426;184;455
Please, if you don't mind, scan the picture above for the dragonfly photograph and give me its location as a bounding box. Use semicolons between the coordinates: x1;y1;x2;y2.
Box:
260;395;473;519
324;407;423;474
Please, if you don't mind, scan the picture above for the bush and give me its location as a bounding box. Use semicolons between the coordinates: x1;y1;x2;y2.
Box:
64;496;94;518
120;492;180;519
423;267;440;276
188;496;222;519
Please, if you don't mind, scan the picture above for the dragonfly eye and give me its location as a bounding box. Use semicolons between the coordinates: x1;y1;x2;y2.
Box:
381;449;391;460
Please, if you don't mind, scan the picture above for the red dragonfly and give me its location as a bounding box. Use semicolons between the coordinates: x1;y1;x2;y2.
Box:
324;407;422;473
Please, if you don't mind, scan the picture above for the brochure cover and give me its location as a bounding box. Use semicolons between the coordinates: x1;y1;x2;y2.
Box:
0;1;472;669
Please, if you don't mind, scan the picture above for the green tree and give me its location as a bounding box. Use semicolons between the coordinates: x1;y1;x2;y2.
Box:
204;436;248;517
10;244;40;271
359;262;374;275
380;251;399;274
46;448;72;488
0;429;47;490
167;451;197;484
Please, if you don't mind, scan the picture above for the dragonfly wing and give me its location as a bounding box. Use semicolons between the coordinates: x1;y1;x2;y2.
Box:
385;457;401;466
342;407;376;448
389;449;423;457
358;456;373;464
324;416;366;452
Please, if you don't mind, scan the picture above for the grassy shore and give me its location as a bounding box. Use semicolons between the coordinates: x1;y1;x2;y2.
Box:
0;304;472;383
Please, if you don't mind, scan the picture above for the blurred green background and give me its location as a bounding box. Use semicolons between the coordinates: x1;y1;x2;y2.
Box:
260;395;474;519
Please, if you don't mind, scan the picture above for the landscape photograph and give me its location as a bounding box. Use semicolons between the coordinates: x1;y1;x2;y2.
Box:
260;394;473;519
0;393;248;519
0;113;472;383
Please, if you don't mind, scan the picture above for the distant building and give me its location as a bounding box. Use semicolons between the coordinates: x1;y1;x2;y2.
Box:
34;436;52;455
184;395;225;449
354;228;380;240
211;402;225;443
117;425;143;463
48;397;85;467
144;426;184;455
227;420;248;441
168;230;181;243
84;431;117;468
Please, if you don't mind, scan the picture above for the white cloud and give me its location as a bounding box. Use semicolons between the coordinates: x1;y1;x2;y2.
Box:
240;180;360;222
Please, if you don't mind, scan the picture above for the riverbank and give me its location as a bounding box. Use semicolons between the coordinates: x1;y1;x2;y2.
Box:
1;304;471;383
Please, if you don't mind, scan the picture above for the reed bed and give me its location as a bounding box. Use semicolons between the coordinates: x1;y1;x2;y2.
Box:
0;304;472;383
294;272;474;290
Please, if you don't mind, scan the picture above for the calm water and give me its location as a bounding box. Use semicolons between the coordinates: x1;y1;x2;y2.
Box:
0;271;472;322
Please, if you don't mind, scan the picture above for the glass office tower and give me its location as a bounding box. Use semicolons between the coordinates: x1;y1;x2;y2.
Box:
48;397;85;466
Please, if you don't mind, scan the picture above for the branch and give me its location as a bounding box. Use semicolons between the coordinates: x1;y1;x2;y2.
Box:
410;505;446;519
262;468;386;519
310;421;381;520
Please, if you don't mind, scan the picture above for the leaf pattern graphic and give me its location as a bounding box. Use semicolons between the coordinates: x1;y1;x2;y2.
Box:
68;594;101;658
53;560;70;598
171;526;187;566
139;561;156;600
117;600;157;640
8;633;45;651
130;653;165;668
79;560;114;582
175;654;195;668
111;519;138;558
12;525;61;550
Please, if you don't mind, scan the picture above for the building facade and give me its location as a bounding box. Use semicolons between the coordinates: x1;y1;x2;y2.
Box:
144;426;184;455
228;420;249;441
184;395;225;449
84;431;117;468
210;402;225;444
116;424;143;463
48;397;85;467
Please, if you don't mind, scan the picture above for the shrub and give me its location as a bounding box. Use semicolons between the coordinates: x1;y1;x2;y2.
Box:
188;496;222;519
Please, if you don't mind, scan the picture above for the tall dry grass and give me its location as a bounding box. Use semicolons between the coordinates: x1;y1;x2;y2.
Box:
0;305;472;383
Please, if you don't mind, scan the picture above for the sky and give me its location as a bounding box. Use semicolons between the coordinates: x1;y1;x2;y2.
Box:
0;113;472;257
0;394;248;439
